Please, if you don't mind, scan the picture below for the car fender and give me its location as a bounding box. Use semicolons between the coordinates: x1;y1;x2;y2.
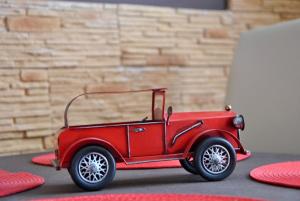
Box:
60;137;125;168
183;129;246;157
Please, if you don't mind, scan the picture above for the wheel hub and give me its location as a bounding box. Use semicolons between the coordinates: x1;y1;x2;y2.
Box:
211;154;222;165
202;144;230;174
89;163;99;173
78;152;109;183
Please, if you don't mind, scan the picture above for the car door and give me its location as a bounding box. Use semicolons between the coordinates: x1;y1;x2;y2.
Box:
128;122;165;157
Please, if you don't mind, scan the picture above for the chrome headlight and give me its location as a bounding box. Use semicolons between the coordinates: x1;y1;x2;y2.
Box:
233;115;245;130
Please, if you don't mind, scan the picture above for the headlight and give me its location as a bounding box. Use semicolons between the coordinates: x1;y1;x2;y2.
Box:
233;115;245;130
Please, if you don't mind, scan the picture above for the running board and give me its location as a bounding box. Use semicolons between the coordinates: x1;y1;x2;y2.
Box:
123;153;184;165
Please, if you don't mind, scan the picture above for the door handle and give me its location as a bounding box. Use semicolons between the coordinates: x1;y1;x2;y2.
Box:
133;127;145;133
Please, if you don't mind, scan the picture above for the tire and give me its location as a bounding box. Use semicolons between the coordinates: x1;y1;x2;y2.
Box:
194;137;236;181
179;157;198;175
68;146;116;191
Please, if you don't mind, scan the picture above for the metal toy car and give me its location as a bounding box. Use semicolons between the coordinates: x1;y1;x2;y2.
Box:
53;88;246;190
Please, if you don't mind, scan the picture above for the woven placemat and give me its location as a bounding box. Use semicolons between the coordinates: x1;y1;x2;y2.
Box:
237;151;251;161
0;170;44;197
32;193;268;201
250;161;300;189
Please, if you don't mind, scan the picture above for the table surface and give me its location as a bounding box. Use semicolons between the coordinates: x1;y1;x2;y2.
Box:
0;152;299;201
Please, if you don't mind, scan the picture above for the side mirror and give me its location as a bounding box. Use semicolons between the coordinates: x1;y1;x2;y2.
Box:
167;106;173;125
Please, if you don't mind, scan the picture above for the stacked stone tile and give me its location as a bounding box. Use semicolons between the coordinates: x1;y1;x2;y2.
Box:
0;0;299;155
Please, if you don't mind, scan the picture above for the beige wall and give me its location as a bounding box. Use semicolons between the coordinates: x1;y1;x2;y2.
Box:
0;0;299;155
226;19;300;154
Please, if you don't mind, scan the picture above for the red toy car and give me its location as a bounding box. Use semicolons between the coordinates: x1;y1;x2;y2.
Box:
53;88;246;191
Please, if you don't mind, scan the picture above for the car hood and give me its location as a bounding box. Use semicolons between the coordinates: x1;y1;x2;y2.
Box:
170;111;236;122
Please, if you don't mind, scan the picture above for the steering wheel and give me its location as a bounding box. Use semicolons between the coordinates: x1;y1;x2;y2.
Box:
141;116;148;122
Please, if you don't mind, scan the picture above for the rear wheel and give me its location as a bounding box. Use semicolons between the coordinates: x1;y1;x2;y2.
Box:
194;137;236;181
68;146;116;191
179;156;198;175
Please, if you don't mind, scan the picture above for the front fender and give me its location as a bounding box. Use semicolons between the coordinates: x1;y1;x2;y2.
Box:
183;129;246;157
60;138;125;168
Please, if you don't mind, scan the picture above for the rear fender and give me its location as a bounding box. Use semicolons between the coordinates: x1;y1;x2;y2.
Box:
60;138;125;168
183;129;246;157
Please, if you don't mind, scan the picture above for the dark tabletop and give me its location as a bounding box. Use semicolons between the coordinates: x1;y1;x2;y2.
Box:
0;152;299;201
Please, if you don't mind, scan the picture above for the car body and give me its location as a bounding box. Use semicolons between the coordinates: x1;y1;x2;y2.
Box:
53;88;246;190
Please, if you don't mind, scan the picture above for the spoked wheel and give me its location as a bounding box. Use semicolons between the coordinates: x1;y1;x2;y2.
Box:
179;155;198;174
68;146;116;191
194;137;236;181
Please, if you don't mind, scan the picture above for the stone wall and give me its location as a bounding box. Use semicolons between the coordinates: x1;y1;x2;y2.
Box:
0;0;299;155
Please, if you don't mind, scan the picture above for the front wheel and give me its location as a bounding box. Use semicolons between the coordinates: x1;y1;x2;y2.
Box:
68;146;116;191
194;137;236;181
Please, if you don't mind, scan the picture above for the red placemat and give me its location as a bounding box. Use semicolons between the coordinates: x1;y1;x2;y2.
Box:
250;161;300;189
33;193;268;201
32;151;251;169
32;153;54;166
237;151;251;161
0;170;9;176
0;170;44;197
